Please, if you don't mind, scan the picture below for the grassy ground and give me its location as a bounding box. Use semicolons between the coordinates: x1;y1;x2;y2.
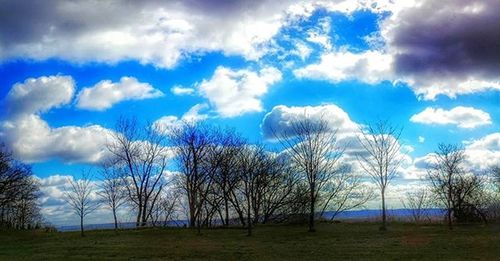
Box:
1;222;499;260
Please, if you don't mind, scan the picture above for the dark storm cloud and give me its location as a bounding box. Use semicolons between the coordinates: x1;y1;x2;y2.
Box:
387;0;500;79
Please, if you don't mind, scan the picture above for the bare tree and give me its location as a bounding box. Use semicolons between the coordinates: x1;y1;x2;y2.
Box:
401;188;431;223
0;144;41;229
97;164;127;230
150;189;180;227
492;165;500;193
273;117;344;232
107;117;169;227
237;145;268;236
357;120;404;231
169;121;221;233
318;165;374;221
210;129;245;227
64;172;99;237
427;144;488;229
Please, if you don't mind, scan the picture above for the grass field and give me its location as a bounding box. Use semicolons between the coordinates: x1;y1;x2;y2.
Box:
1;222;499;260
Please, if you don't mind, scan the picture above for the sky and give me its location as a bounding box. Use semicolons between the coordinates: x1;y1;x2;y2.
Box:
0;0;499;226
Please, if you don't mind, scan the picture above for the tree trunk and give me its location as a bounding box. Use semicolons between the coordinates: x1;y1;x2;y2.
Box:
247;196;252;236
113;208;118;230
80;215;84;237
224;197;229;227
141;204;148;227
380;188;387;231
309;186;315;232
447;206;453;230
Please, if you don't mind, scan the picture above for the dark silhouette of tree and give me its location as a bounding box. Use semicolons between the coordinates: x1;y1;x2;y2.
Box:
0;144;41;229
272;116;344;232
107;117;169;227
427;144;488;229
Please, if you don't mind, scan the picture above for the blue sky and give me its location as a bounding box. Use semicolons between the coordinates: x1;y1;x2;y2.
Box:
1;0;499;225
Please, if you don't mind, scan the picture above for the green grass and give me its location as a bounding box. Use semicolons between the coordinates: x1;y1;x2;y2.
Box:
1;222;499;260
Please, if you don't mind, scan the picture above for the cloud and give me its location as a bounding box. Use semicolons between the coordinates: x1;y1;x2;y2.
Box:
0;0;405;68
0;0;303;68
37;174;120;226
76;77;163;111
464;133;500;170
261;104;359;140
171;85;195;96
382;0;500;99
153;103;209;131
293;50;393;84
5;75;75;115
0;75;114;163
410;106;492;129
198;66;282;117
418;136;425;143
1;115;112;163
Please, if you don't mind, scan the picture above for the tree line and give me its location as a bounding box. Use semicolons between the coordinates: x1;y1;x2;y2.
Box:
2;116;499;236
0;145;42;229
66;116;500;236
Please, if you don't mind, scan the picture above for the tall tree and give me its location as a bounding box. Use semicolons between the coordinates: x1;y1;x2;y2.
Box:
107;117;169;227
169;122;221;233
64;172;99;237
273;117;344;232
357;120;404;231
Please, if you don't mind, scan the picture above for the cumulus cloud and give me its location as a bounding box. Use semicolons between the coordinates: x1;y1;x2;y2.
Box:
410;106;492;129
76;77;163;111
382;0;500;99
198;66;282;117
1;115;112;163
5;75;75;115
0;75;113;163
171;85;195;96
261;104;359;140
37;174;122;226
0;0;404;68
293;50;393;84
464;133;500;170
0;0;299;68
153;103;209;131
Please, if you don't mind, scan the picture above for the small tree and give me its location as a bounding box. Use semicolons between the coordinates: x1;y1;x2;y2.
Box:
64;172;99;237
401;188;431;223
427;144;488;228
97;164;127;230
357;120;404;231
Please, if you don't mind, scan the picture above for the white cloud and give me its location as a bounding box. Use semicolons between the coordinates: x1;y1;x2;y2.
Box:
418;136;425;143
153;103;209;132
198;66;282;117
0;1;302;68
0;75;114;163
293;50;393;84
37;175;122;226
0;115;112;163
5;75;75;115
261;104;360;140
76;77;163;111
464;133;500;170
0;1;404;69
410;106;492;129
171;85;195;96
